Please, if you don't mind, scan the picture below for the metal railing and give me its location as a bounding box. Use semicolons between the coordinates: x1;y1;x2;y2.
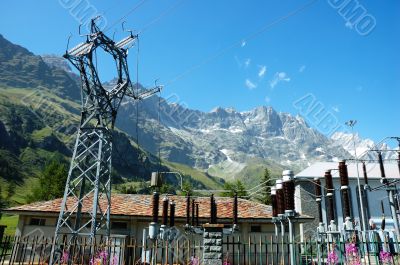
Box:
1;232;399;264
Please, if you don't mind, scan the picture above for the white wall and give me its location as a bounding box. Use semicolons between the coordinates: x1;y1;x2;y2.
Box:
297;178;398;231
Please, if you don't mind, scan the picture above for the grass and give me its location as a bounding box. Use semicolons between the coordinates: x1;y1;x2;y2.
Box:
0;214;18;236
165;161;224;190
11;177;38;205
31;127;53;141
0;86;225;199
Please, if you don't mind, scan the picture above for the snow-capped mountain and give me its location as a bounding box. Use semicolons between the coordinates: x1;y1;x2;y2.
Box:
331;132;398;160
42;54;397;184
115;97;351;183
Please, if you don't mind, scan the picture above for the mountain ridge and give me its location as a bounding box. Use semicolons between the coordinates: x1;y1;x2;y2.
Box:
2;36;372;187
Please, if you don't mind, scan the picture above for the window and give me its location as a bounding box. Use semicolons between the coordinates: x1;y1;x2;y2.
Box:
250;225;262;233
111;222;128;230
30;218;46;226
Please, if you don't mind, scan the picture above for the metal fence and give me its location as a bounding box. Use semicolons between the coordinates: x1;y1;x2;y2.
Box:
0;234;203;265
1;232;399;264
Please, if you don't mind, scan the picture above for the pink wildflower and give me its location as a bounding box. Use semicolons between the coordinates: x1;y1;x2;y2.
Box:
326;250;338;265
379;250;392;264
60;250;69;264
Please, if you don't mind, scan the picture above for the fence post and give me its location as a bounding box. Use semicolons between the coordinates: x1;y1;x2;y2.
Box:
0;226;5;244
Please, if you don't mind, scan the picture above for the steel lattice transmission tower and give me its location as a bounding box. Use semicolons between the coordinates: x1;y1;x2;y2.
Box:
50;18;161;263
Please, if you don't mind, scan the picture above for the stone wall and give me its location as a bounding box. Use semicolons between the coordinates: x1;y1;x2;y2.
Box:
202;224;223;265
297;181;319;239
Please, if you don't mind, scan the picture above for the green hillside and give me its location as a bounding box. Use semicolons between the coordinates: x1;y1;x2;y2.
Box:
0;87;223;206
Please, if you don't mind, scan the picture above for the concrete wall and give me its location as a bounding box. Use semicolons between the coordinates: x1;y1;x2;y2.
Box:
15;215;302;245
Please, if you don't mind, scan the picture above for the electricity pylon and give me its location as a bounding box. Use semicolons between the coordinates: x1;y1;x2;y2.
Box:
50;17;161;264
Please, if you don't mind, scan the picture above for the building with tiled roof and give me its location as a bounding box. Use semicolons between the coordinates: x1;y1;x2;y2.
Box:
5;194;312;240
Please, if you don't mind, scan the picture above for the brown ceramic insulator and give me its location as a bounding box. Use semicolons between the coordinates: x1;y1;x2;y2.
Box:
186;194;190;225
327;194;335;222
378;152;386;179
314;179;323;223
338;161;349;187
169;202;175;227
317;201;323;223
362;162;369;185
341;189;351;218
283;180;295;211
191;199;195;226
324;170;334;195
210;194;214;224
162;197;169;226
271;194;278;217
233;193;238;224
196;204;199;226
276;188;285;215
314;179;322;198
280;188;285;215
152;192;160;223
213;198;218;224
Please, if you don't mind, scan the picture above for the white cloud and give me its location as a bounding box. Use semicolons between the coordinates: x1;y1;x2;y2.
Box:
244;58;251;68
265;96;271;103
258;65;267;78
332;106;340;113
245;79;257;90
269;72;291;89
241;40;246;47
345;21;354;29
299;65;306;73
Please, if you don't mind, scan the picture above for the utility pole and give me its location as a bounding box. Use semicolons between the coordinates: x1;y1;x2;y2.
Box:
345;120;367;234
50;17;161;264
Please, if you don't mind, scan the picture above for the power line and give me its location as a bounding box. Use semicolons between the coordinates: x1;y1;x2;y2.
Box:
166;0;319;85
104;0;149;33
138;0;186;34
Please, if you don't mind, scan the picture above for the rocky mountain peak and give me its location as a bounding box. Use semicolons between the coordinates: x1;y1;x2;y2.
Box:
0;35;80;100
41;54;73;73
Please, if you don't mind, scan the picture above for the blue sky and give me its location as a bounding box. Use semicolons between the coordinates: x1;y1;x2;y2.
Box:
0;0;399;142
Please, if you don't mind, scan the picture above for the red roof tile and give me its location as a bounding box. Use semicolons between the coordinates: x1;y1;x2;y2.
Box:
7;194;273;220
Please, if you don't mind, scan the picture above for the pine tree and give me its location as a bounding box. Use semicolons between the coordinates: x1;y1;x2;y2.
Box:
221;180;248;198
181;181;193;196
29;159;68;202
259;168;272;205
0;185;5;219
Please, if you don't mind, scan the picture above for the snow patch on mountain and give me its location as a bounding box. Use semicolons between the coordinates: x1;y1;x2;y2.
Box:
331;132;398;159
